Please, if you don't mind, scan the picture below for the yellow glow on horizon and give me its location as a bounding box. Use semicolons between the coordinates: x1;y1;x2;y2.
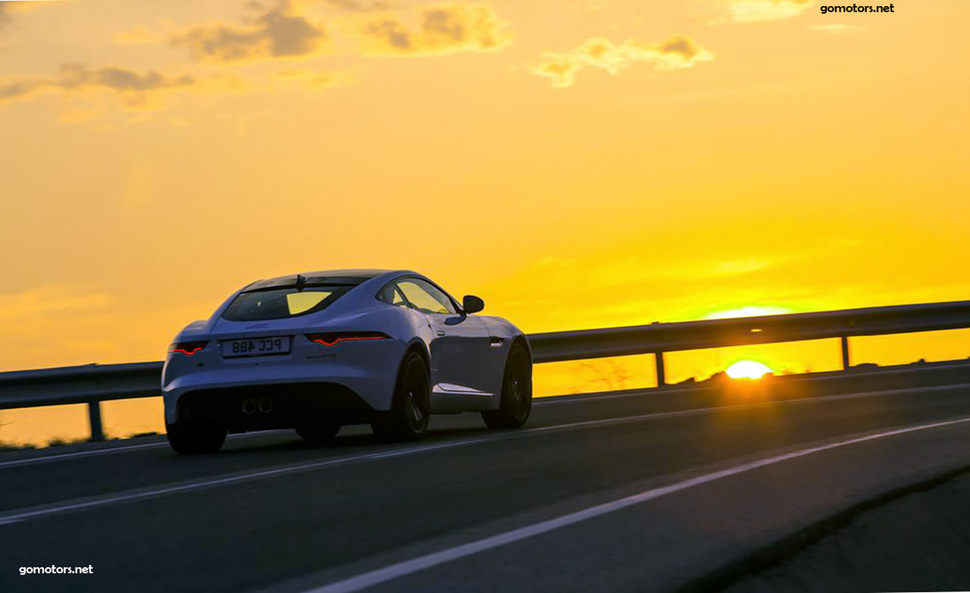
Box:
726;360;774;379
704;306;793;320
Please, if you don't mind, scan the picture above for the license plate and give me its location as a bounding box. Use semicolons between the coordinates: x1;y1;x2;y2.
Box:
222;336;291;358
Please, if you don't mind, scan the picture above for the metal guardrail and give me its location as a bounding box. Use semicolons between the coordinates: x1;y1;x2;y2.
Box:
0;362;163;444
528;299;970;383
2;299;969;442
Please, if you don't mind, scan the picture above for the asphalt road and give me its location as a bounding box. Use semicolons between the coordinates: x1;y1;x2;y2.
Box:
3;383;970;593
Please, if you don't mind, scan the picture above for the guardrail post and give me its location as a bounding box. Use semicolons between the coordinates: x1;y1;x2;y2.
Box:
840;335;851;370
655;351;666;387
88;401;104;442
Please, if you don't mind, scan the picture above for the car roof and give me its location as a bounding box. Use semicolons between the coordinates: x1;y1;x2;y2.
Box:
243;269;407;291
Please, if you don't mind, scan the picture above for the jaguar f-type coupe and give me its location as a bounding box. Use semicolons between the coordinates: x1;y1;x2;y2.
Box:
162;270;532;454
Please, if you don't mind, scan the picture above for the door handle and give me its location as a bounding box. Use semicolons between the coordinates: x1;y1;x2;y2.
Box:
437;330;446;336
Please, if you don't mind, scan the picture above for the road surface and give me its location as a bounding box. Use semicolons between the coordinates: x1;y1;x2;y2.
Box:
3;382;970;592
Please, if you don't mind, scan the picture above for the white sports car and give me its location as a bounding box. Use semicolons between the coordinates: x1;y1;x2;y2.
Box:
162;269;532;454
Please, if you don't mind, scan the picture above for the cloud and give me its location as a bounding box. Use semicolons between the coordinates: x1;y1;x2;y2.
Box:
56;64;195;108
2;0;64;31
529;35;713;88
359;2;512;56
324;0;391;11
0;59;347;116
0;80;43;102
0;64;196;109
173;0;327;62
726;0;812;23
57;64;193;93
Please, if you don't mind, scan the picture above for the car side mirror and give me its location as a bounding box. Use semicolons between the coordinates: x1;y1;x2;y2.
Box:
462;295;485;314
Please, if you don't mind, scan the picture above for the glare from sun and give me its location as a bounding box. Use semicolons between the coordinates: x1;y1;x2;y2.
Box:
705;306;792;320
726;360;774;380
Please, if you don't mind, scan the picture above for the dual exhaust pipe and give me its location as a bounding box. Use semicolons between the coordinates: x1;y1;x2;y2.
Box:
241;397;274;415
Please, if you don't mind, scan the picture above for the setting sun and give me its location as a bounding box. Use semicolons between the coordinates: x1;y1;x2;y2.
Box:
704;306;793;320
726;361;774;380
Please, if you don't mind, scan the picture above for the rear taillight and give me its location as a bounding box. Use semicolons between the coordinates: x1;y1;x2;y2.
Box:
305;332;389;346
170;340;208;356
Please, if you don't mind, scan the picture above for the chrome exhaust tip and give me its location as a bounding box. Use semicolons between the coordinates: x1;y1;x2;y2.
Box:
258;396;274;414
241;398;257;415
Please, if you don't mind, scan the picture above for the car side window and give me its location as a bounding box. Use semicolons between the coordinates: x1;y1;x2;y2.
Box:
397;279;457;315
377;282;409;308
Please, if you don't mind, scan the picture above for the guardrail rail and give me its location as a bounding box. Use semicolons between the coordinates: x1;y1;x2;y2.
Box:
2;299;969;441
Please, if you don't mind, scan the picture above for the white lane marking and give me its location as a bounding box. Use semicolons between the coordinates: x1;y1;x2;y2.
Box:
2;383;967;524
7;407;701;526
0;393;609;469
4;382;966;469
533;381;970;406
0;443;166;468
0;438;478;526
527;383;970;435
0;416;680;526
302;415;970;593
0;404;810;525
0;429;293;469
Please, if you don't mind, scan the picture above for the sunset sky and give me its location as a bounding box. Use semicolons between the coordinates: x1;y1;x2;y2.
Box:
1;0;968;444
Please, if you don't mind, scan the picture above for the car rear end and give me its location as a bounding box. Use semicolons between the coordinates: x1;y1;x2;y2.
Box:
162;277;404;434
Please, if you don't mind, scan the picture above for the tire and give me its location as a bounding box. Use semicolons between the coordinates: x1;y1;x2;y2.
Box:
482;342;532;429
372;351;431;441
296;422;341;447
166;421;227;454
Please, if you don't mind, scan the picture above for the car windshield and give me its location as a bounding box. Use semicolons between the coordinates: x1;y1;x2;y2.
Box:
222;286;354;321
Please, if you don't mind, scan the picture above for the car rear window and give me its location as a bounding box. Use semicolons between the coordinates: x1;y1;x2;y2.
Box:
222;286;353;321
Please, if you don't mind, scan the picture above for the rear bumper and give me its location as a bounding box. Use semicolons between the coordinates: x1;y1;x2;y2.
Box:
162;360;398;425
171;382;376;431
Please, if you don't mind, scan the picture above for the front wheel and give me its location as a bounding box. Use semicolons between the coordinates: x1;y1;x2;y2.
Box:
166;421;227;454
482;342;532;429
372;351;431;441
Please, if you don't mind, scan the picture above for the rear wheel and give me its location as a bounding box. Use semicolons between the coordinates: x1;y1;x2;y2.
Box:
482;342;532;429
166;421;227;454
296;422;341;447
372;351;431;441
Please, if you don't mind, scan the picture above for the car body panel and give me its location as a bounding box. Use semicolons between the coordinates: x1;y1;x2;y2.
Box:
162;269;527;428
426;314;494;411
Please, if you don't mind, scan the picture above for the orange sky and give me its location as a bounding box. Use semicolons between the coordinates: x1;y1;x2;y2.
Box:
0;0;968;445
